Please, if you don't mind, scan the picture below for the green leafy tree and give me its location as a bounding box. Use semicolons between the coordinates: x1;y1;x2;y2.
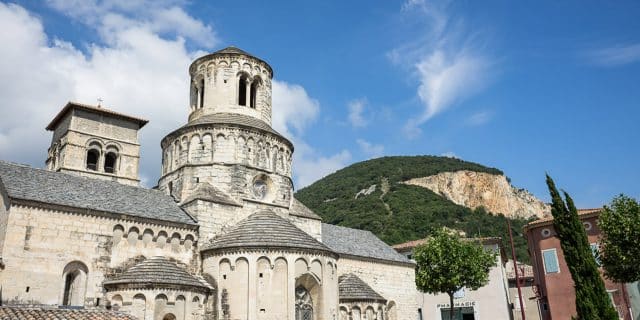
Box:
545;175;618;319
599;194;640;283
413;229;496;320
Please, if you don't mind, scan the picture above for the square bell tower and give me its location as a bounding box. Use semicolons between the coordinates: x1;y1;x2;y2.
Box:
45;102;148;186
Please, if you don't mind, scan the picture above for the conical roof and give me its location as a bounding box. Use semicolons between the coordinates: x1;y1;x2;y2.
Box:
104;256;212;291
190;46;273;77
338;273;386;302
202;211;334;254
213;46;253;56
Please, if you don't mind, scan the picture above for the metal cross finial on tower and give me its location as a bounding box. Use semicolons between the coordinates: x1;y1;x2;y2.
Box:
97;98;103;108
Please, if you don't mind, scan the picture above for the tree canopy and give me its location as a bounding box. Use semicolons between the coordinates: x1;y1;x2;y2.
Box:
546;175;618;320
598;194;640;283
414;229;496;320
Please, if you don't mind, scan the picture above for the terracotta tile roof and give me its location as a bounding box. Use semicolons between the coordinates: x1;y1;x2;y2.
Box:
0;306;137;319
392;237;502;251
524;208;602;230
338;273;386;302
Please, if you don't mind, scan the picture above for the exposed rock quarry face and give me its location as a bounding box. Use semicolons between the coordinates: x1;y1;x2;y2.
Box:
404;170;550;219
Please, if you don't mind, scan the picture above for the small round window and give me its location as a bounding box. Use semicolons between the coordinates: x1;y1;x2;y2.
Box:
583;222;592;231
541;228;552;238
251;174;274;202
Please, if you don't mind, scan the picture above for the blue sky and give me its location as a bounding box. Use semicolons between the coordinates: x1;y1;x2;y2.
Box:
0;0;638;208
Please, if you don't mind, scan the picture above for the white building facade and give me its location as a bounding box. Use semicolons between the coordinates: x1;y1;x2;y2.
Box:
394;238;512;320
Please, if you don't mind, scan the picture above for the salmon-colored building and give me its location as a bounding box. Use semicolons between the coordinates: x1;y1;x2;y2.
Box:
524;209;632;320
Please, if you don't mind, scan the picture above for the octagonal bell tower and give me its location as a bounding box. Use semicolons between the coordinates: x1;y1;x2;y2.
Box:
188;46;274;126
158;47;294;238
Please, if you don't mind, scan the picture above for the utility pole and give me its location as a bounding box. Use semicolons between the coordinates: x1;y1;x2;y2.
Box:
508;219;526;320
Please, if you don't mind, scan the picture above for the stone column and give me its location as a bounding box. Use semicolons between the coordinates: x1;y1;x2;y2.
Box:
248;256;257;320
245;80;251;107
288;254;296;320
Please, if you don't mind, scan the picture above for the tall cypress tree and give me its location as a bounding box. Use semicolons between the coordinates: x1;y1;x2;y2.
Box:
546;175;618;319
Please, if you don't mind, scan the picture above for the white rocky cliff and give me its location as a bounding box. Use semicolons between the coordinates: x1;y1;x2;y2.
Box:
404;170;550;219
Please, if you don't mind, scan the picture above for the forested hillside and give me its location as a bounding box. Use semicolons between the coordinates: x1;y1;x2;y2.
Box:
295;156;534;262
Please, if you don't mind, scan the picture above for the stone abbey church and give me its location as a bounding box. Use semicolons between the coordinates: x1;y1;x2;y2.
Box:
0;47;417;320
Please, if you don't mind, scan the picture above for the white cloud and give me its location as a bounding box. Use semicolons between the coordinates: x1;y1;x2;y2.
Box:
347;98;368;128
0;2;346;190
588;43;640;67
356;139;384;159
45;0;216;47
294;147;352;189
392;1;492;137
465;110;492;126
0;2;208;184
272;81;320;138
271;80;350;188
414;50;488;123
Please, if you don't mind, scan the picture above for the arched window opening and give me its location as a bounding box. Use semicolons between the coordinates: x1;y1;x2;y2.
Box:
199;78;205;109
295;286;313;320
238;76;248;106
104;152;117;173
62;261;88;306
250;81;259;108
86;149;99;171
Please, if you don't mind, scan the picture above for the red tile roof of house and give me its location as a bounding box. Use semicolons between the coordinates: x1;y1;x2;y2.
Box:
524;208;602;230
392;236;502;251
0;306;137;319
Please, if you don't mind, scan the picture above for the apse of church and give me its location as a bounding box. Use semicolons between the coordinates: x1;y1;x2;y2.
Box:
0;47;417;320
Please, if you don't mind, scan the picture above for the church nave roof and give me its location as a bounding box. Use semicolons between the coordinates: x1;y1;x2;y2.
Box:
321;223;412;265
0;161;196;226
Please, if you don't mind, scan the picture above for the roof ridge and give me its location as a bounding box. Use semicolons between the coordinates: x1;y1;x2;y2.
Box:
338;273;386;302
105;255;211;290
0;160;162;194
46;101;148;130
0;161;196;225
203;211;333;253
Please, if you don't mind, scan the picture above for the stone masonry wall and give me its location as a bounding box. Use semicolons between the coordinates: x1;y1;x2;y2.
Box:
47;109;143;186
202;251;338;320
0;189;9;256
337;258;418;320
106;289;207;320
0;204;196;306
419;250;511;320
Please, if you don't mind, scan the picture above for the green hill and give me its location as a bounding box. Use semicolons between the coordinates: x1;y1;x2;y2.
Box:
295;155;534;262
